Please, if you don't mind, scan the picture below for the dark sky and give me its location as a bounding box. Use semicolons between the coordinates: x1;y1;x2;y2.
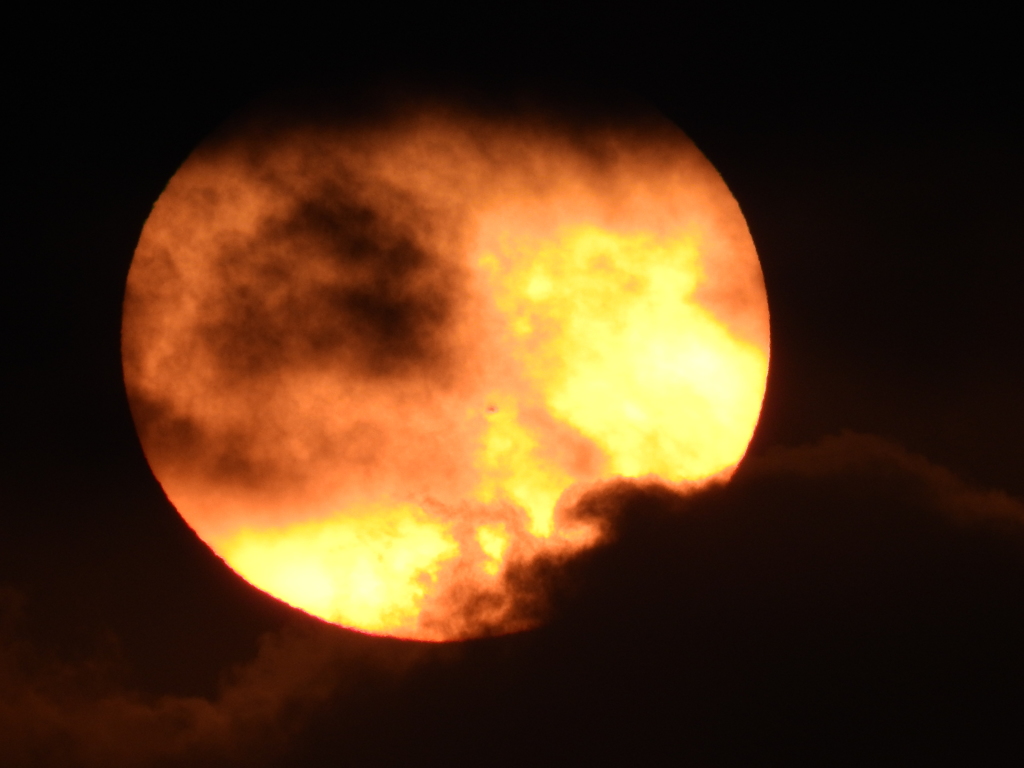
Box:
3;12;1023;767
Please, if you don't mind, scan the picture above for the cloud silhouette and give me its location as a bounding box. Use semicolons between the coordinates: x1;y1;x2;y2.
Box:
3;432;1023;766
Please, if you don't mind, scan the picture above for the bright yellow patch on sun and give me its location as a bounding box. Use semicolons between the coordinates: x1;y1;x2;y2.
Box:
476;523;509;575
220;504;458;634
482;226;768;482
473;394;575;536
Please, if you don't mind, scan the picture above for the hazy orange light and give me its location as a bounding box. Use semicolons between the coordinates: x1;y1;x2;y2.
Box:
122;97;770;641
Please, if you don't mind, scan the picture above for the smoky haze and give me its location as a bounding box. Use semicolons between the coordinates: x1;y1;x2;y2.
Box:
122;102;474;520
125;169;465;499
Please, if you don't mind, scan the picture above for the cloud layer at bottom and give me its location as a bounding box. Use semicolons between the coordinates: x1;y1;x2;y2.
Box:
3;432;1023;766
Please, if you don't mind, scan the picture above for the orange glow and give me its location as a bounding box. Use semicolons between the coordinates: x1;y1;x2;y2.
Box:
222;504;458;634
122;96;770;641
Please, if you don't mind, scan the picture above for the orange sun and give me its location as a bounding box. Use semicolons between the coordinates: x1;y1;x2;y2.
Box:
122;95;770;641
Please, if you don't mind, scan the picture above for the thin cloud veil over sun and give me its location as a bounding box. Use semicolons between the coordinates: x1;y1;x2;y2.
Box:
121;89;769;641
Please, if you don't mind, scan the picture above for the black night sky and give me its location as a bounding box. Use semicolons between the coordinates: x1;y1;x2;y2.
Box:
3;11;1022;766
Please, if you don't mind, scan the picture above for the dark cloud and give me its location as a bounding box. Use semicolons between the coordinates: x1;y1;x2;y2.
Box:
0;597;416;768
203;182;459;382
4;434;1023;766
122;156;468;499
352;433;1024;766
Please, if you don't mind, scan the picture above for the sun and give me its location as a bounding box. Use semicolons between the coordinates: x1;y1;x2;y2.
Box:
121;95;770;641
